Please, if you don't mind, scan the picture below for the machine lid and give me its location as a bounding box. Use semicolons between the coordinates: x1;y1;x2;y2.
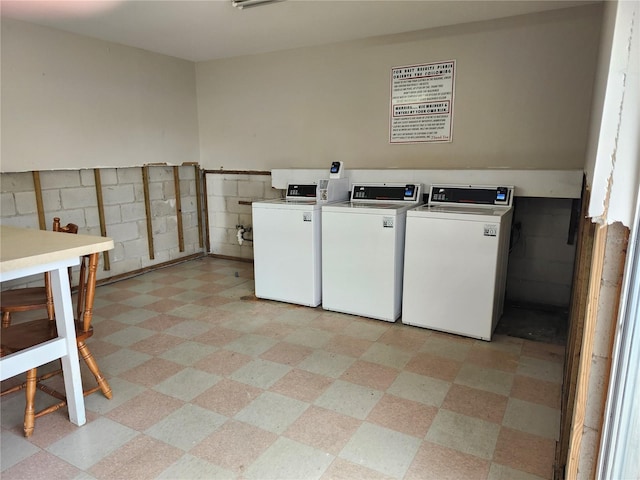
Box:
408;203;511;220
428;184;514;207
350;183;422;204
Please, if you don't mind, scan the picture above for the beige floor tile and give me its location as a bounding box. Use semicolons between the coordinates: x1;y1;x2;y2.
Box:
404;441;491;480
269;368;334;402
324;334;373;358
194;348;253;376
405;351;463;381
493;427;556;478
89;435;183;480
260;341;314;366
441;384;508;423
425;409;500;460
192;378;263;417
321;458;396;480
502;398;561;440
106;390;184;431
190;420;278;473
366;393;438;438
284;405;362;455
510;374;562;409
340;360;400;391
1;450;81;480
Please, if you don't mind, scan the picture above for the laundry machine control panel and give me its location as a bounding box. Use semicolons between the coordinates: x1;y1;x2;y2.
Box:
428;185;514;207
350;183;422;203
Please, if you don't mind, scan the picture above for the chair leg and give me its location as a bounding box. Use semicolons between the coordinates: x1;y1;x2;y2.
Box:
77;341;112;399
2;311;11;328
24;368;37;437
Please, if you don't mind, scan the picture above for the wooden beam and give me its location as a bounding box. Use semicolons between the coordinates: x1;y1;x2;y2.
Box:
565;223;608;478
555;185;594;478
173;166;184;252
32;171;45;230
194;164;204;249
142;166;155;260
93;169;111;271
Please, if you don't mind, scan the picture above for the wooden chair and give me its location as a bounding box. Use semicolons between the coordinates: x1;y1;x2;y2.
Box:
0;234;112;437
1;218;79;327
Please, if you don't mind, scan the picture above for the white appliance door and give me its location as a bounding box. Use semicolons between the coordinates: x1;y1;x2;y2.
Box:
322;210;404;321
402;215;502;339
253;205;321;306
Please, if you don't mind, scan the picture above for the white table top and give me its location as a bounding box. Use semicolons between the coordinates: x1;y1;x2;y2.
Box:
0;225;114;275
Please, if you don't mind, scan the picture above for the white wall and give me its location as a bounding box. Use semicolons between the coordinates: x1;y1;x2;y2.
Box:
196;5;603;172
585;0;639;227
0;18;200;173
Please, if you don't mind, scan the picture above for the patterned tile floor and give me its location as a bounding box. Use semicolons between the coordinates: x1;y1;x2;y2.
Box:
0;257;564;480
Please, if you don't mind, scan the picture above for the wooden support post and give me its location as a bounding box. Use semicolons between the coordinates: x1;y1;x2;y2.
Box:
555;185;594;478
93;169;111;271
565;223;608;478
202;171;210;254
142;166;155;260
173;166;185;252
193;164;204;249
32;171;45;230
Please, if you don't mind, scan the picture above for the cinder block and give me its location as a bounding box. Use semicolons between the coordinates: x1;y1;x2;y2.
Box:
79;169;96;186
1;193;16;216
42;190;62;212
110;242;125;262
46;210;86;230
104;205;123;225
0;172;34;192
117;167;142;184
0;214;39;229
148;166;173;182
39;171;81;190
210;212;239;229
142;250;170;268
226;198;252;215
206;175;224;195
147;182;164;201
208;196;226;213
102;185;135;205
108;221;140;242
112;256;143;275
238;180;266;198
132;183;146;203
152;199;177;217
84;207;100;228
152;216;168;235
61;187;98;209
121;202;146;222
99;169;118;186
153;230;179;251
217;179;238;197
179;166;196;180
123;237;150;258
14;191;37;214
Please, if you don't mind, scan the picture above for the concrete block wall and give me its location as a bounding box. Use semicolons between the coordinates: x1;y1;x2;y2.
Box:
506;197;577;308
0;166;203;289
205;172;282;259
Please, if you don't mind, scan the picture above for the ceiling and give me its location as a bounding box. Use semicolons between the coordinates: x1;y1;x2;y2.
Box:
1;0;596;62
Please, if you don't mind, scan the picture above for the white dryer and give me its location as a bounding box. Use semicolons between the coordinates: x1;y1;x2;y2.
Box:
252;176;349;307
321;183;423;322
401;185;514;340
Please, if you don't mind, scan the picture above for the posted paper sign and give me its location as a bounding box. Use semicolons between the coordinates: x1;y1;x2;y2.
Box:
390;60;456;144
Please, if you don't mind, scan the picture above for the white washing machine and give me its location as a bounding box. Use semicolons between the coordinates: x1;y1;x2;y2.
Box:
321;183;423;322
252;175;349;307
401;184;514;340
